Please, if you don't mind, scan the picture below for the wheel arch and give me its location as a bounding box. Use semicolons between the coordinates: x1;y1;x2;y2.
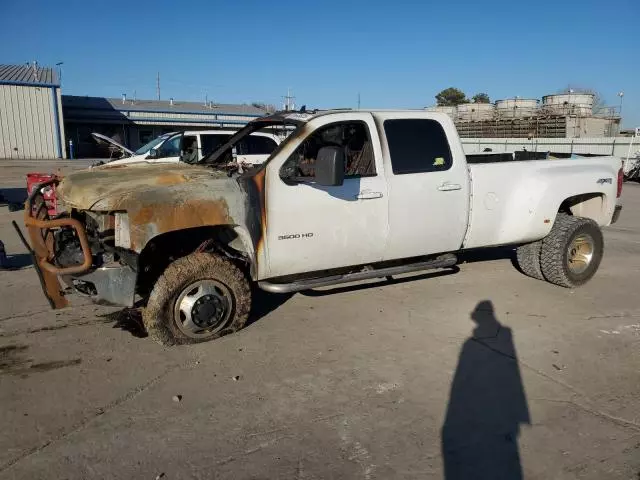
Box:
558;192;608;224
136;225;256;297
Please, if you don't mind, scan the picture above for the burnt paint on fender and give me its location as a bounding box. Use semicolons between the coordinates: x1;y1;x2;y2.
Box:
238;168;267;259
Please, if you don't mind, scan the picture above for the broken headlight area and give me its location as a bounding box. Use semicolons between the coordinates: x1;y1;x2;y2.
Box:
52;211;135;271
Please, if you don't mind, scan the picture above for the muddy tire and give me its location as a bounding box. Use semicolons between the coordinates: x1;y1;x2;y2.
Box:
143;253;251;346
540;214;603;288
516;241;544;280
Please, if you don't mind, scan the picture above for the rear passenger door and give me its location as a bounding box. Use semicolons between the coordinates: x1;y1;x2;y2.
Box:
377;113;470;260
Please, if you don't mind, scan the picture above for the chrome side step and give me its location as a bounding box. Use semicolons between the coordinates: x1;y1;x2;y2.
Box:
258;254;458;294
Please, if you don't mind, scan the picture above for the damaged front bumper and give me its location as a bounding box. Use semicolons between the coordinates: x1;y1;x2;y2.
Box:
21;178;137;309
61;265;136;307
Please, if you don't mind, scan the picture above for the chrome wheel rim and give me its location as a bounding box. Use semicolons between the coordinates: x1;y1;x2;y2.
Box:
567;233;595;275
173;280;233;338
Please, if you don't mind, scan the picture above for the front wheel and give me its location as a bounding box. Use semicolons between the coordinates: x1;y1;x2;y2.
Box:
143;253;251;345
540;214;603;288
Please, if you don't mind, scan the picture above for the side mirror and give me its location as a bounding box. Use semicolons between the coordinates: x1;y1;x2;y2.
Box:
315;146;345;186
147;148;159;159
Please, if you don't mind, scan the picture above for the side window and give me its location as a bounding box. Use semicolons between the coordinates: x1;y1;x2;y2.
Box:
384;119;452;174
201;134;231;157
157;134;182;157
280;121;376;180
238;135;278;155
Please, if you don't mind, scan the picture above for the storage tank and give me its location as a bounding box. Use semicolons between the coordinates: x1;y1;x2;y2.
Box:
424;105;457;119
542;93;594;116
495;98;539;118
456;103;495;121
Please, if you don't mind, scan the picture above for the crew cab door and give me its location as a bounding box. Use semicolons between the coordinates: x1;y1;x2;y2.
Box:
263;112;389;279
375;113;470;260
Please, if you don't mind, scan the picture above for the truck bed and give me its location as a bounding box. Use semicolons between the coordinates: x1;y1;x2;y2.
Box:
463;157;620;249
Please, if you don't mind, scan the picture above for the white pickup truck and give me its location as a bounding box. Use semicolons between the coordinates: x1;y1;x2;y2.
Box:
23;109;623;345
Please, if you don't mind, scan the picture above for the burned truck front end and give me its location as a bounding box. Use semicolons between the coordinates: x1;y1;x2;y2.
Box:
22;163;249;310
23;178;138;309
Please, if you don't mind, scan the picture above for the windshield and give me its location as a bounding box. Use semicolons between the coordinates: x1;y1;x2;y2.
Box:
200;120;298;165
134;134;171;155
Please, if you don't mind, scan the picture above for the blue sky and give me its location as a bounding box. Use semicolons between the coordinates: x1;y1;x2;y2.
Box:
2;0;638;127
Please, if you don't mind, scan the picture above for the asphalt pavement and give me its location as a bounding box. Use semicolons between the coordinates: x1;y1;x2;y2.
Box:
1;160;639;479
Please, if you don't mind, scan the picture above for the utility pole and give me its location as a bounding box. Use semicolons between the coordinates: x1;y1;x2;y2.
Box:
283;88;295;111
156;72;161;101
357;92;361;110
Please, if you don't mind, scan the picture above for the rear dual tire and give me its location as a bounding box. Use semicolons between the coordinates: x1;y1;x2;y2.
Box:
540;214;603;288
516;240;544;280
516;214;603;288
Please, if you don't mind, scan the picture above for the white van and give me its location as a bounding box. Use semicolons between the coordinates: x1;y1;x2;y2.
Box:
91;130;281;166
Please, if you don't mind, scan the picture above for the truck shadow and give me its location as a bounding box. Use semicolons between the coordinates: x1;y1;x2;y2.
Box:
460;246;520;272
459;246;515;263
246;289;295;328
2;253;33;270
244;268;460;330
0;187;27;211
97;306;148;338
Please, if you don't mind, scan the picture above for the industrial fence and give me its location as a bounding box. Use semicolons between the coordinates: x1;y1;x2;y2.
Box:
461;137;639;159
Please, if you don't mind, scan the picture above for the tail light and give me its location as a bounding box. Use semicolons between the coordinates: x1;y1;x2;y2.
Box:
617;166;623;198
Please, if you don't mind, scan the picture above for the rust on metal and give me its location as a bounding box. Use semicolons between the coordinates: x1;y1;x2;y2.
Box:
23;193;70;308
57;163;215;211
154;173;189;186
127;198;232;251
252;169;267;257
24;201;93;275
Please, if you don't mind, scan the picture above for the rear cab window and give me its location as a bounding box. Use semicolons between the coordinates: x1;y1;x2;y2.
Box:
384;119;452;174
238;136;278;155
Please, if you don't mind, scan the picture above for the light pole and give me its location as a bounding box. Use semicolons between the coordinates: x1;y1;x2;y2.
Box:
55;62;64;87
618;91;624;119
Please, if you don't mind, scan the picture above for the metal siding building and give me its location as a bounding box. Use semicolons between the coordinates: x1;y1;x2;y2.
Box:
62;96;267;157
0;64;65;159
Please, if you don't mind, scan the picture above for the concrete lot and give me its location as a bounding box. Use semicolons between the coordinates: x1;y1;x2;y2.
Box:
0;160;639;479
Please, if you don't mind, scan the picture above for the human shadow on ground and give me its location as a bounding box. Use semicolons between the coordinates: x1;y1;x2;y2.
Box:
441;300;530;480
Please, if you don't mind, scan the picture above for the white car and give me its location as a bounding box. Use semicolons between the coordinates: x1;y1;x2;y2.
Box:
91;129;280;166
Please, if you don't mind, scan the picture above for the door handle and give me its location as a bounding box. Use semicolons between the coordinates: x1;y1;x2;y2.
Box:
437;183;462;192
355;191;384;200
